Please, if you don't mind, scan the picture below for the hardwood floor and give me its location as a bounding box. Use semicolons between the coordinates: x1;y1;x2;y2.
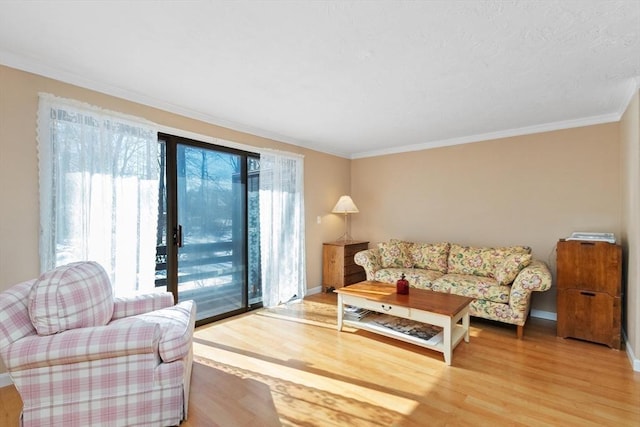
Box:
2;292;640;426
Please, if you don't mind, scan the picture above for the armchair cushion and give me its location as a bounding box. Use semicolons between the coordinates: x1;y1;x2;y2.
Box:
28;261;114;336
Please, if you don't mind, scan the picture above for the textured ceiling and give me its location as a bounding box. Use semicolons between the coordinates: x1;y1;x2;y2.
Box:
0;1;639;158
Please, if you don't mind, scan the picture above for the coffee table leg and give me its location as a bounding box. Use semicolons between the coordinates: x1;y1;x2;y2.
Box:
443;320;452;365
463;311;470;343
337;294;344;331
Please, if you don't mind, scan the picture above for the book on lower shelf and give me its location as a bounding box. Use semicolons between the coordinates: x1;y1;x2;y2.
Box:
361;312;443;342
343;305;371;320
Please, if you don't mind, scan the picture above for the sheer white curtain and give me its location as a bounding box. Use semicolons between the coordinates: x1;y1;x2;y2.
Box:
258;150;306;307
37;94;160;295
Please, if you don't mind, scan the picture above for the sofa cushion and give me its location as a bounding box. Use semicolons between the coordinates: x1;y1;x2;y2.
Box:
447;245;495;277
410;242;450;273
432;274;511;304
374;268;444;290
29;261;114;336
447;244;531;278
494;253;533;285
378;241;413;268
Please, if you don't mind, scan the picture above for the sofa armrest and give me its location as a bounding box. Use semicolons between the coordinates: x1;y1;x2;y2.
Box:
112;292;175;320
1;319;160;371
354;248;382;280
509;260;552;314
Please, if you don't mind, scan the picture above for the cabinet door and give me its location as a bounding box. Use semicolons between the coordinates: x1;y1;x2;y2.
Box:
556;241;621;294
323;244;345;287
557;288;620;348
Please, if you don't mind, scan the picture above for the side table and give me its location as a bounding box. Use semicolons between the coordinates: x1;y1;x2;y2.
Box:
322;240;368;292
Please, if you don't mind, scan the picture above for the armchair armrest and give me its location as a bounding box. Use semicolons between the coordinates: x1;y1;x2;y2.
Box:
112;292;174;320
354;248;382;280
509;260;552;314
1;319;160;371
132;300;196;363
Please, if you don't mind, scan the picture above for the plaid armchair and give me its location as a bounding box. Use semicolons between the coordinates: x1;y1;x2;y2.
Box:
0;261;196;427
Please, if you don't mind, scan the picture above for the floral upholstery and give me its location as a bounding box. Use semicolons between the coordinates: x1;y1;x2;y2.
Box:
354;240;552;334
447;244;531;278
374;268;444;289
410;242;450;272
469;262;551;326
0;262;196;427
431;274;511;304
377;241;413;268
494;253;533;285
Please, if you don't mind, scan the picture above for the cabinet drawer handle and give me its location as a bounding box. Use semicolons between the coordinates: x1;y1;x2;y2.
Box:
580;291;596;297
381;304;392;312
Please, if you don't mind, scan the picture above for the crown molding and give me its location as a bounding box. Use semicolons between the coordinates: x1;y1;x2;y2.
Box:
350;112;621;159
0;51;352;159
352;75;640;159
617;75;640;118
1;51;635;162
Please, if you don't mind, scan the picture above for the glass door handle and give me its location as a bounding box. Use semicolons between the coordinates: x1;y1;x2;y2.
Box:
173;225;183;248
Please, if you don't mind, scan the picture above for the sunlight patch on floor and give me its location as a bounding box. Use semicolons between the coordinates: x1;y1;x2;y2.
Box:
193;340;423;421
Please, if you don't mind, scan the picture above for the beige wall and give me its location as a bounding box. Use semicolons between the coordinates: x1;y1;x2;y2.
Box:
351;124;622;314
0;64;354;373
1;63;637;372
0;65;353;373
620;89;640;361
0;64;350;291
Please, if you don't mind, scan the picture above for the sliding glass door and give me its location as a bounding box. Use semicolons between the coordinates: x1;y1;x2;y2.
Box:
157;134;261;324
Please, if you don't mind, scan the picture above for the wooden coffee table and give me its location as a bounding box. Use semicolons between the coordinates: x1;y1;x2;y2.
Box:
335;281;473;365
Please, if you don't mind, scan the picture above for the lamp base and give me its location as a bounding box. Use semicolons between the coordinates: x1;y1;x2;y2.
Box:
334;232;356;243
335;213;357;242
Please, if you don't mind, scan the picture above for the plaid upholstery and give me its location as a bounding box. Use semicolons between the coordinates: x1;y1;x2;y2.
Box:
112;292;174;320
0;262;196;427
29;261;114;335
1;319;160;371
127;300;196;363
12;354;184;426
0;280;37;350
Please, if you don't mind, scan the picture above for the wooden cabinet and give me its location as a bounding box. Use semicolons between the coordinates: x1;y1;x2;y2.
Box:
556;239;622;349
322;241;368;291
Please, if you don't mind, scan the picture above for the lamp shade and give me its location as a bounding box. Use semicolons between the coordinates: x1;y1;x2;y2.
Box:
332;195;359;214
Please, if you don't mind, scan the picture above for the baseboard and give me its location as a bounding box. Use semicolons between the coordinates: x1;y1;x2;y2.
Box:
0;372;12;387
530;309;557;321
307;285;322;296
623;331;640;372
629;348;640;372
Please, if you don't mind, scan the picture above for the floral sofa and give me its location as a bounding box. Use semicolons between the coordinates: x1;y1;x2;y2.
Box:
354;240;552;338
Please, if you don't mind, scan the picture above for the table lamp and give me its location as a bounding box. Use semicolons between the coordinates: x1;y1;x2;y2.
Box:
332;195;359;242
